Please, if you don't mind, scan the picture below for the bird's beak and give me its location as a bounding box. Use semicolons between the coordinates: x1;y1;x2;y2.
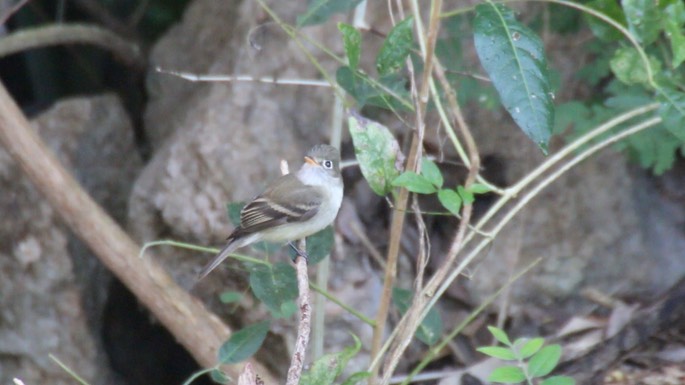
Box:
304;156;318;166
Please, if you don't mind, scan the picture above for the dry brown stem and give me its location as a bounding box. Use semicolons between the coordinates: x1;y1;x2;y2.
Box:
0;82;276;383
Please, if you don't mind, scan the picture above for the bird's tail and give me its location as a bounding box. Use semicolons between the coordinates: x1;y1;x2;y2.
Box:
196;236;242;282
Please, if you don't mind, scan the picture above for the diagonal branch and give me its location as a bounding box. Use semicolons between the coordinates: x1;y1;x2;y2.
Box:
0;81;275;383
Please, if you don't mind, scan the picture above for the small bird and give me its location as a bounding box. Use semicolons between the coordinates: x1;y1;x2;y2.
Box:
197;144;343;280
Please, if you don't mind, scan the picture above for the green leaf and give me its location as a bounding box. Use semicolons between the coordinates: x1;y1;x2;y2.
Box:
622;126;682;175
487;326;512;346
392;288;443;345
518;337;545;359
278;300;298;319
340;371;372;385
306;226;334;264
337;67;412;111
609;47;661;86
584;0;626;42
664;2;685;68
474;3;554;153
437;189;462;216
540;375;576;385
392;172;437;194
528;344;562;377
348;113;404;195
658;86;685;141
457;185;475;205
421;157;443;188
623;0;662;45
226;201;245;226
300;335;362;385
289;226;334;264
376;16;414;75
219;291;242;304
218;320;270;364
477;346;516;360
338;23;361;70
489;365;527;383
249;262;298;317
210;369;230;384
467;183;492;194
297;0;363;27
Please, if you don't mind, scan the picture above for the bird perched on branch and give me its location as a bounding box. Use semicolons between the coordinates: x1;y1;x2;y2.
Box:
198;144;343;280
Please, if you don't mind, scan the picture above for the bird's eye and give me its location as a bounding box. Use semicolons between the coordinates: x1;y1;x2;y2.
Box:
323;160;333;169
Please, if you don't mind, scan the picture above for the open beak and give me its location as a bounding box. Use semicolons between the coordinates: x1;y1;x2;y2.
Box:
304;156;318;166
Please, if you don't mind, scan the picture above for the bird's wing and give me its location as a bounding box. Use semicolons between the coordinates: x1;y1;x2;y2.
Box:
236;174;323;235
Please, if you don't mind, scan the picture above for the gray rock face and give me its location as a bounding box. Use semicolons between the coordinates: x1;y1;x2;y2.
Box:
0;95;141;385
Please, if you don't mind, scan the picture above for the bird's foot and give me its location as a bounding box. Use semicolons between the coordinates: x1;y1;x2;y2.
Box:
287;241;309;263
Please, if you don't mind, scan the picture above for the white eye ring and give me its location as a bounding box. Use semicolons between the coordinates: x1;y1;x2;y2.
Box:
323;160;333;169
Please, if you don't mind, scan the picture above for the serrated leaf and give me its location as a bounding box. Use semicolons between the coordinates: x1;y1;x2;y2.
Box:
519;337;545;359
487;326;512;346
340;371;372;385
438;189;462;216
300;335;362;385
376;17;414;75
421;158;443;188
348;113;404;195
474;3;554;153
219;291;242;304
392;172;437;194
528;344;562;377
585;0;627;42
392;288;443;345
658;86;685;141
218;320;270;364
477;346;516;360
609;47;661;86
540;375;576;385
249;262;298;316
297;0;363;27
339;23;361;70
489;365;526;383
457;185;475;205
664;2;685;68
623;126;681;175
623;0;662;45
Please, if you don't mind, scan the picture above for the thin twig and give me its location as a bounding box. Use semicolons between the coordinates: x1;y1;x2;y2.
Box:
286;243;311;385
156;68;332;87
0;0;30;26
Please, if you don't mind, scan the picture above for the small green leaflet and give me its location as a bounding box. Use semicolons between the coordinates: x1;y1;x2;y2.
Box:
392;172;437;194
528;345;562;377
218;320;270;364
489;365;526;383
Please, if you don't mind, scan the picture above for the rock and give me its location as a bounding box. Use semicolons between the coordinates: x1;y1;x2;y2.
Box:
0;95;141;385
